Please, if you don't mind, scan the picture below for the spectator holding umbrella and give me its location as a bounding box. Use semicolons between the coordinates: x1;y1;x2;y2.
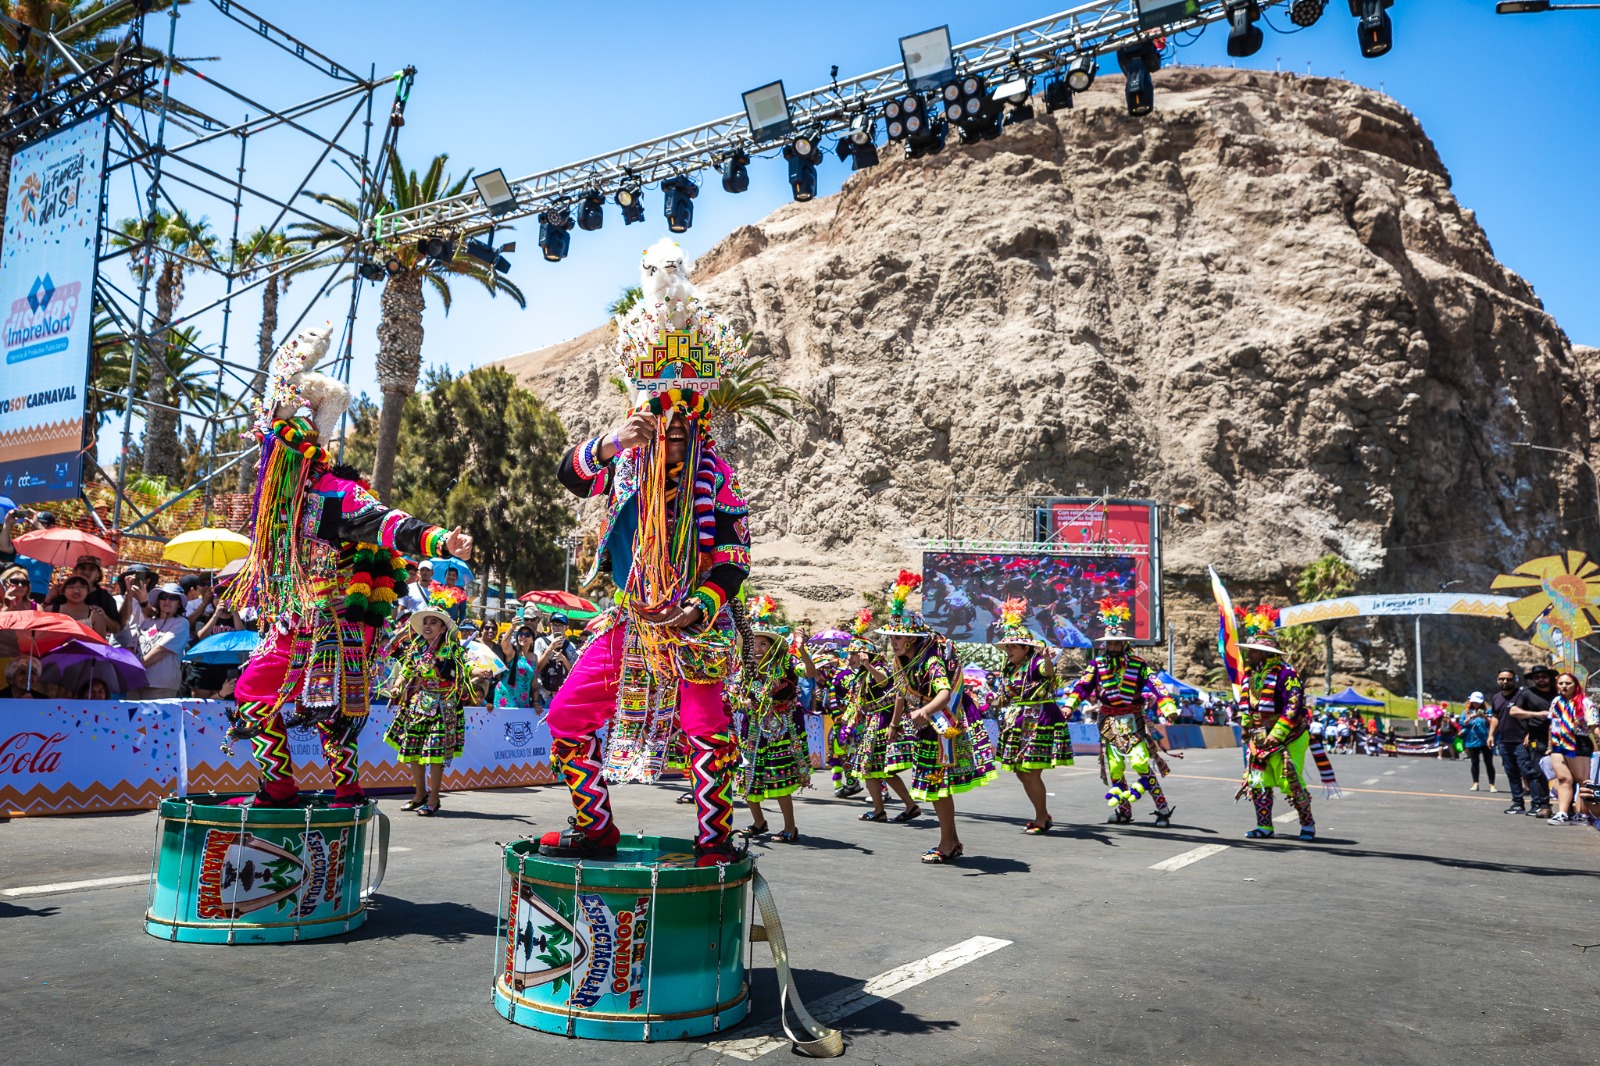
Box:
1;656;47;698
132;583;190;699
1460;692;1497;792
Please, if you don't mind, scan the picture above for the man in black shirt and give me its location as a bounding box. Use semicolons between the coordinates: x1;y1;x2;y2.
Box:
1489;670;1528;812
1509;664;1556;817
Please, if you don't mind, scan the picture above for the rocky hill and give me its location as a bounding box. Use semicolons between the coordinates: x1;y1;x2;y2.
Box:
498;67;1593;696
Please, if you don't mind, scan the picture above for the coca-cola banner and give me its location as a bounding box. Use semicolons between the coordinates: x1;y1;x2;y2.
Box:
0;698;557;817
0;699;181;815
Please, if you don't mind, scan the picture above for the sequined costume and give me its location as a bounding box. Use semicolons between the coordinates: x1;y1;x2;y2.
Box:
996;653;1074;772
886;636;998;802
736;638;811;801
384;634;473;765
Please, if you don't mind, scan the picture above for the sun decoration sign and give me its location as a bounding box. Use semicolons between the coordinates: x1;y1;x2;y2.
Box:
1491;550;1600;677
631;328;721;397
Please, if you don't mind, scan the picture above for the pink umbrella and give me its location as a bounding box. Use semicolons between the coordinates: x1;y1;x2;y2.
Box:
1417;704;1444;720
11;527;116;568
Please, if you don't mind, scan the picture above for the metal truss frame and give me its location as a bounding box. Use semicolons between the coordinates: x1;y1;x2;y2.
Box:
0;0;412;534
371;0;1291;243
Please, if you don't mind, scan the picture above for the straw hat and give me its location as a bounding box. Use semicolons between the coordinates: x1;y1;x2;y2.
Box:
407;607;458;638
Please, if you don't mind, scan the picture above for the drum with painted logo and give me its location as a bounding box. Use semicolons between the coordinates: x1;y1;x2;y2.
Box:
493;834;751;1041
144;795;388;944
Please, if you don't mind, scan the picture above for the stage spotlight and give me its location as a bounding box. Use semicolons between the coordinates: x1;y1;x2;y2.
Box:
357;260;387;282
1134;0;1200;29
993;75;1034;124
465;238;513;274
884;93;927;142
944;75;1002;143
417;235;455;262
1496;1;1552;10
538;209;573;262
384;254;405;276
742;80;793;142
472;168;518;217
1352;0;1393;58
1042;76;1073;113
784;148;819;202
577;191;604;232
899;25;955;91
662;176;698;233
614;185;645;225
1225;1;1264;57
1290;0;1328;25
836;114;881;170
721;151;750;193
1117;41;1161;117
1065;54;1097;92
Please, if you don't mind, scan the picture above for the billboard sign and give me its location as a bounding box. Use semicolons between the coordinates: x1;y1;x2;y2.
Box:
923;550;1150;646
0;112;108;504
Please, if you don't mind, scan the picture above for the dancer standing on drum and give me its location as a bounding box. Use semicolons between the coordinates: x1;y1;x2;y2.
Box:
222;325;472;809
880;571;996;864
735;596;816;842
1061;596;1180;827
537;250;752;866
843;609;923;825
1235;605;1318;840
993;598;1074;835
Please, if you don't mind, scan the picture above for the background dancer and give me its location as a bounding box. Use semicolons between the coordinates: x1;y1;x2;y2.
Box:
222;325;471;809
841;610;921;824
1061;596;1179;827
735;596;815;842
993;598;1073;835
385;608;474;816
880;571;996;865
1236;605;1317;840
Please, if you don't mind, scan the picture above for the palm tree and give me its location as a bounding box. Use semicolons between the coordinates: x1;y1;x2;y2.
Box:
608;285;643;318
706;358;809;448
295;147;526;497
107;207;219;478
0;3;192;229
95;324;218;420
1294;554;1359;693
230;225;326;488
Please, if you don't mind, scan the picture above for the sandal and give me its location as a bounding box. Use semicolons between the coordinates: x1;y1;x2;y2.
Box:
416;804;437;817
920;843;964;865
859;810;889;822
770;829;801;844
401;797;428;811
891;805;922;823
1023;818;1052;835
675;792;696;804
1245;826;1273;839
739;821;769;837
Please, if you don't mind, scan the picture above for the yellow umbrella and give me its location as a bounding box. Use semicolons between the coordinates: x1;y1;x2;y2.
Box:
162;527;251;570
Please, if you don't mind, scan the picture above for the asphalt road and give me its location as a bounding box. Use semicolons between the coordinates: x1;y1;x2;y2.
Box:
4;747;1596;1066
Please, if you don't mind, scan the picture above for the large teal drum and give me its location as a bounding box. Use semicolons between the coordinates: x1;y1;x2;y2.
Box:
144;795;387;944
493;835;751;1041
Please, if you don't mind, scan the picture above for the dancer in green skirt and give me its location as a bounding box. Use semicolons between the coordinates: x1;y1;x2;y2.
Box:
993;598;1074;835
841;609;923;824
880;571;996;865
735;596;817;842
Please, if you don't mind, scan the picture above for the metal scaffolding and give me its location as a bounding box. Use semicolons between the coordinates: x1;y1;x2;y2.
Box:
0;0;410;537
370;0;1294;243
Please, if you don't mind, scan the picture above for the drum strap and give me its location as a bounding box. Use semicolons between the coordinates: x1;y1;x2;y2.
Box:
750;868;844;1057
361;809;390;900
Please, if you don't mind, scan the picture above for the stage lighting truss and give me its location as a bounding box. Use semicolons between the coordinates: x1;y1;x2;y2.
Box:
373;2;1400;244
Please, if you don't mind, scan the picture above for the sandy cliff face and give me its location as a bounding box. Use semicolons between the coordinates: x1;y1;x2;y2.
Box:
498;67;1592;695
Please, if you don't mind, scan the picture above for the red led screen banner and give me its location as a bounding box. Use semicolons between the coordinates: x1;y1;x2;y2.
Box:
921;551;1150;646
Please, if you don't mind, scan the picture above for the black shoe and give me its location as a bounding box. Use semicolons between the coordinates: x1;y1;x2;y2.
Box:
538;818;620;859
836;783;864;799
1503;805;1526;814
1153;805;1175;828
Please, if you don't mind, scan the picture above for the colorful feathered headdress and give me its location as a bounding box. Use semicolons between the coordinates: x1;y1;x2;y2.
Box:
1236;603;1283;653
1095;594;1134;643
879;571;931;637
748;594;788;638
847;607;878;653
995;596;1045;648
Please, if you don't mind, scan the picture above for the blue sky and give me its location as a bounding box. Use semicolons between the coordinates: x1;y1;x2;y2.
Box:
150;0;1599;410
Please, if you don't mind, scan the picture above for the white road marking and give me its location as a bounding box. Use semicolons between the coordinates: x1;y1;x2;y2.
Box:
708;935;1013;1060
389;846;412;852
1274;812;1300;824
1383;770;1396;776
1363;778;1381;785
3;874;146;898
1149;844;1230;871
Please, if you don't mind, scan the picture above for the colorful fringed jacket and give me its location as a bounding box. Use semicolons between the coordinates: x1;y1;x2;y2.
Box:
1241;659;1307;740
1061;652;1177;720
557;434;750;624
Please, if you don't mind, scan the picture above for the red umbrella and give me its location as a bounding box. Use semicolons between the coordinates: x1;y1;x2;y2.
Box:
519;589;599;613
0;610;110;657
11;527;117;568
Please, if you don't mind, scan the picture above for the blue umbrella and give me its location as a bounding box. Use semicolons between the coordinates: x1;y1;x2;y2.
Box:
185;629;261;664
1156;671;1200;697
0;495;15;514
427;557;474;585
